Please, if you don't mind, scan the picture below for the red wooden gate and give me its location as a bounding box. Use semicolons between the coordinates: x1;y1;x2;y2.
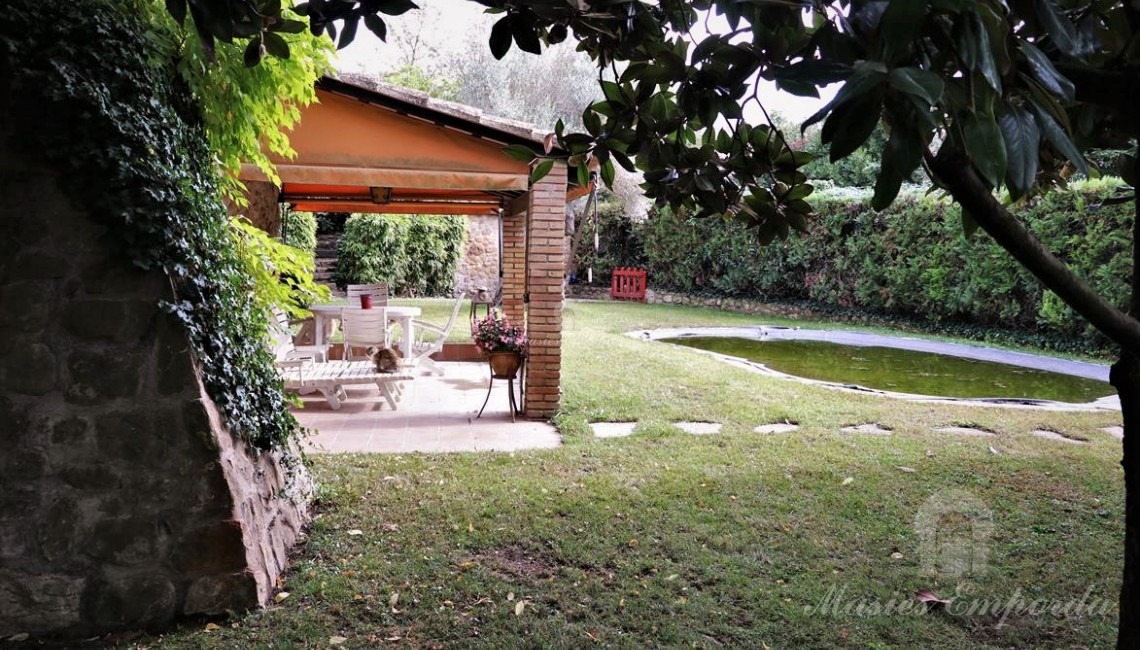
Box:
610;267;647;302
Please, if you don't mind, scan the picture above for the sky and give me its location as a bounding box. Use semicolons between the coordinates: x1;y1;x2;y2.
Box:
332;0;836;125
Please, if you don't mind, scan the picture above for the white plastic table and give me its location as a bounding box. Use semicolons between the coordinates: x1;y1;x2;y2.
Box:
307;303;421;362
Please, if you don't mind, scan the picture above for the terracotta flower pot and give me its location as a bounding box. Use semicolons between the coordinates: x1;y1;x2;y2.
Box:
488;351;522;379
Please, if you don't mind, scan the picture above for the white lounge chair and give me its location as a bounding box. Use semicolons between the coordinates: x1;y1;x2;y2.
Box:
407;295;465;376
278;360;414;411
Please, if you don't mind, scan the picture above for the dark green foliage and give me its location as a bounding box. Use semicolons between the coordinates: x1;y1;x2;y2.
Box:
640;181;1132;354
573;199;645;284
2;0;298;450
282;211;317;253
315;212;349;234
334;214;465;296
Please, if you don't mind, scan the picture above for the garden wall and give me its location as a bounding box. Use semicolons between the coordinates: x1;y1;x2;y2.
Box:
454;215;501;296
0;138;309;639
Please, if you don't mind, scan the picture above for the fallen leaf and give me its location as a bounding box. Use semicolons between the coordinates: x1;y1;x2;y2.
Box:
666;574;679;581
841;477;855;486
988;446;1000;455
915;589;950;610
8;633;29;642
515;600;526;616
347;529;364;536
628;539;638;548
925;449;935;457
274;592;290;603
389;592;399;608
896;466;917;473
205;623;221;631
890;552;904;560
329;636;349;645
507;592;515;601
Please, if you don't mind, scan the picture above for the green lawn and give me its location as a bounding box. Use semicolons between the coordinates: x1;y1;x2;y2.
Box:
149;300;1123;648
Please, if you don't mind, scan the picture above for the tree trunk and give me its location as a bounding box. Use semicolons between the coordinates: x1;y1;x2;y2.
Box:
1112;354;1140;648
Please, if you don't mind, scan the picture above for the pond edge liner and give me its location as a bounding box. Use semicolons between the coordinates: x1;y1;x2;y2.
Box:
630;326;1119;412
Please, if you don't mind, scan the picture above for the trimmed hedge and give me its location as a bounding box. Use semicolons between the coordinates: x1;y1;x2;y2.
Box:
640;178;1132;353
334;214;466;296
282;210;317;253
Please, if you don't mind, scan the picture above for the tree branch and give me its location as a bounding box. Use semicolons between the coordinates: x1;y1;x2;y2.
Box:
928;146;1140;355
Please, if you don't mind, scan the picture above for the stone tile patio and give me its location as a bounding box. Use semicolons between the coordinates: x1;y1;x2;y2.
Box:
295;362;561;453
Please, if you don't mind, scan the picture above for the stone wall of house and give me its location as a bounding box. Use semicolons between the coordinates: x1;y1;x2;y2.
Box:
453;215;501;297
0;143;309;638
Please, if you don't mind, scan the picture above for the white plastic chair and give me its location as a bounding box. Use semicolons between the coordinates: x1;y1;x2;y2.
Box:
340;307;393;361
270;310;329;363
407;295;465;375
346;283;389;306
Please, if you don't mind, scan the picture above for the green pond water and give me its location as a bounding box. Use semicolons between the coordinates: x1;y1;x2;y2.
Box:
663;337;1112;403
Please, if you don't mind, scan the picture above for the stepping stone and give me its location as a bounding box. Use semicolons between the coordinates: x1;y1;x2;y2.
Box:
840;423;892;435
591;422;637;438
675;421;722;435
754;423;800;434
1032;429;1086;444
1102;426;1124;441
932;426;996;438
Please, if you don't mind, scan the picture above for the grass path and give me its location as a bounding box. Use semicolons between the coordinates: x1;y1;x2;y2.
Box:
146;301;1124;648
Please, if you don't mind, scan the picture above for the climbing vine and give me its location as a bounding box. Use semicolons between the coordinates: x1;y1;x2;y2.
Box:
1;0;307;450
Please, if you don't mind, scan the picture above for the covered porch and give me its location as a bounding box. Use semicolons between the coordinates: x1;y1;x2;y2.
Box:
240;74;586;420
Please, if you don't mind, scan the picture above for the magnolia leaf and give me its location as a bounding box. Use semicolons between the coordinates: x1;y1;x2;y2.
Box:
502;144;535;163
329;636;349;646
1035;0;1080;59
1020;41;1075;104
879;0;929;60
363;14;388;42
530;159;554;184
842;476;855;486
274;591;291;603
888;67;944;107
997;106;1040;200
337;15;358;50
389;592;399;608
823;93;882;162
802;61;887;133
963;112;1006;189
1025;98;1090;178
515;600;526;616
489;16;513;59
243;37;263;67
957;12;1001;92
262;31;290;59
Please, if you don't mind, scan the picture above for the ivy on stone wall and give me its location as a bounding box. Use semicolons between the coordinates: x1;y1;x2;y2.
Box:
1;0;299;450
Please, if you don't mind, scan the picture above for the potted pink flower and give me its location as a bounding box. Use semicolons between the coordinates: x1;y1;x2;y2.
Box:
471;310;527;378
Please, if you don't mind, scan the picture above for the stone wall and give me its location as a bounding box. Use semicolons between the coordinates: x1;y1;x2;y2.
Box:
645;288;825;320
453;215;501;297
0;149;309;638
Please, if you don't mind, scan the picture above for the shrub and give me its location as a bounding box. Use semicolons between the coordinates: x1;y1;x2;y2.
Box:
334;213;466;296
637;179;1133;353
573;198;645;284
282;210;316;254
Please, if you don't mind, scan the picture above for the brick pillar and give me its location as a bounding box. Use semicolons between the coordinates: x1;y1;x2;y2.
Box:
502;206;527;326
523;161;567;418
228;181;281;237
